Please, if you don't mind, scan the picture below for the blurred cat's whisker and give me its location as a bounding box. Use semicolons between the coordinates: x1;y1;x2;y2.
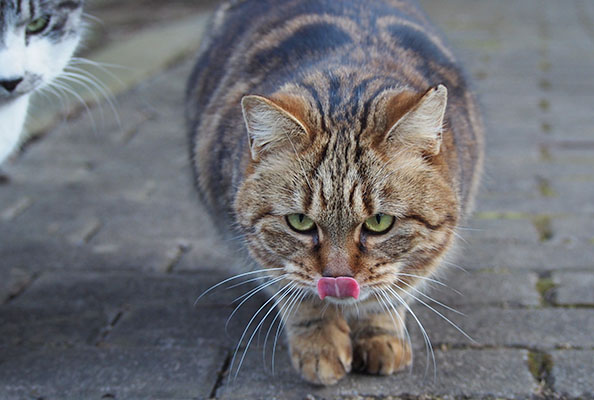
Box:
57;73;106;123
194;267;283;305
47;79;97;133
393;278;464;316
82;12;104;26
230;281;294;381
448;228;469;245
442;260;468;273
63;66;122;129
384;285;436;380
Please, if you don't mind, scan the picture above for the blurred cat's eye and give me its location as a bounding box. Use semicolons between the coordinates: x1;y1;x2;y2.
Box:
363;213;394;234
26;16;51;35
286;213;315;233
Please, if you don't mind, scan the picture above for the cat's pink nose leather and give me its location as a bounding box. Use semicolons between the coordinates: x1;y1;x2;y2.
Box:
317;277;360;300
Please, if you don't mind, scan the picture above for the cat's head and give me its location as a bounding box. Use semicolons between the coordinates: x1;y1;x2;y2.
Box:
0;0;83;102
235;82;459;307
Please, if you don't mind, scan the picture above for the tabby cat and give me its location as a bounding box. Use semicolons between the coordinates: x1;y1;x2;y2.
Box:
0;0;84;163
187;0;483;385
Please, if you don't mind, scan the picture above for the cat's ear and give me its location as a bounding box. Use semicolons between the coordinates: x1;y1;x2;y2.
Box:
385;84;448;156
241;95;309;160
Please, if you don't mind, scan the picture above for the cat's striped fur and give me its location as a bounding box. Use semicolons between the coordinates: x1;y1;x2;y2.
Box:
187;0;483;385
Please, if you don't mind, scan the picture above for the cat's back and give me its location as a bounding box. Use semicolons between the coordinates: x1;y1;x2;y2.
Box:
187;0;483;218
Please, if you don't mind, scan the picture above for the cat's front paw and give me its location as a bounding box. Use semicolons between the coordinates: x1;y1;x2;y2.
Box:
353;334;411;375
288;318;352;385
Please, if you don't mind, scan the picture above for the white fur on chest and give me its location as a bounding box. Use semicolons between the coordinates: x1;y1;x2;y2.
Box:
0;95;30;163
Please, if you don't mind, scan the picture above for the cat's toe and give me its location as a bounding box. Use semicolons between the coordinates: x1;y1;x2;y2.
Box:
291;345;352;385
288;324;352;385
353;334;411;375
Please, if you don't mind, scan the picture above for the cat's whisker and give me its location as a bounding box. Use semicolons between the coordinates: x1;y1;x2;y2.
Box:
229;281;294;381
373;290;414;372
383;285;437;381
70;56;130;81
272;289;307;375
57;73;106;123
194;267;284;305
393;278;465;316
396;272;460;292
448;228;469;245
226;275;288;333
235;282;298;379
441;260;468;273
82;12;104;26
232;274;287;304
47;79;98;133
62;66;122;129
226;275;276;290
262;287;302;368
391;282;475;344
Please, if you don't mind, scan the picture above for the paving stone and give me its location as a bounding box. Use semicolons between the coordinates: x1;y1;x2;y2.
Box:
431;270;540;307
0;267;33;303
217;348;537;399
459;241;594;271
553;272;594;305
460;218;540;244
552;350;594;398
413;307;594;349
0;345;223;400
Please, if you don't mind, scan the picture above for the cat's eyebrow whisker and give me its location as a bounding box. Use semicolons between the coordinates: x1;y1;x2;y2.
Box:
391;283;475;344
383;285;437;381
229;281;295;381
393;278;465;316
194;267;284;305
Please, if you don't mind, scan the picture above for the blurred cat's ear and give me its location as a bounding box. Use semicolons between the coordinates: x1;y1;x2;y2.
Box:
241;95;309;161
385;84;448;156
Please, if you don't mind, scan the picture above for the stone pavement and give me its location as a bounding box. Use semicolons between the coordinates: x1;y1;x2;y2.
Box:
1;0;593;399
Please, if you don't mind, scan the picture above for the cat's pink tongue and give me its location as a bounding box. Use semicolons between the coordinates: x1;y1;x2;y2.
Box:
317;277;360;300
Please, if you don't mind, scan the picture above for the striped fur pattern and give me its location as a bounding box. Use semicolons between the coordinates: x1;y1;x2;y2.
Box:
0;0;84;163
187;0;483;385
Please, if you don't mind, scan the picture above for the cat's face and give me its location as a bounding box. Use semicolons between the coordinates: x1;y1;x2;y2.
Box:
0;0;83;102
236;84;458;307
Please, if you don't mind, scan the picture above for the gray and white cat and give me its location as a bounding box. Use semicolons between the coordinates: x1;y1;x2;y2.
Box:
0;0;84;163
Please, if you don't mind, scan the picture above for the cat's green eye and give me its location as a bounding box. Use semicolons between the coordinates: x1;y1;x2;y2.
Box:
363;214;394;234
286;213;316;232
26;16;50;35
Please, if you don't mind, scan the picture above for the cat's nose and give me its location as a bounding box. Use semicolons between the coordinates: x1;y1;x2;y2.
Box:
0;77;23;93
